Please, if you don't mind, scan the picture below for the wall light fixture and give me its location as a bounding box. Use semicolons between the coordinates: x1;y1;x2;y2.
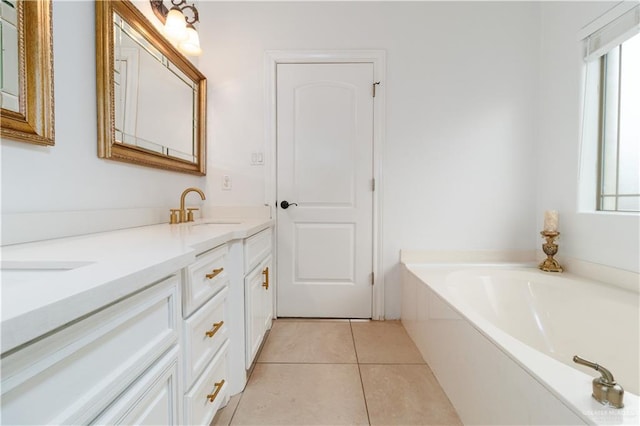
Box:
150;0;201;56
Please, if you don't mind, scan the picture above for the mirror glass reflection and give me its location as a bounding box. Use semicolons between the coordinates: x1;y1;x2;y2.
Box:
96;0;205;174
113;13;197;163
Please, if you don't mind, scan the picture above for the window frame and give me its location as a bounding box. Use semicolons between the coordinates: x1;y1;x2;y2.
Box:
596;35;640;213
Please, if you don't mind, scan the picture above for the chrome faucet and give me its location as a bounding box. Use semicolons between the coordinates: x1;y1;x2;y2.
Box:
170;187;206;224
573;355;624;408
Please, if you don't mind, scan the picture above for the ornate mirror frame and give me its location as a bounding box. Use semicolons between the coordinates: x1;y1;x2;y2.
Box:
0;0;55;146
95;0;207;175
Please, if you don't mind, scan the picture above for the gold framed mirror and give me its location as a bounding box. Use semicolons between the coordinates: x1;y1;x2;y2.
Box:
0;0;55;146
96;0;206;175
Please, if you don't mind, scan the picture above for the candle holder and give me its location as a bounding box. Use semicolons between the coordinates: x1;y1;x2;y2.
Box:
539;231;563;272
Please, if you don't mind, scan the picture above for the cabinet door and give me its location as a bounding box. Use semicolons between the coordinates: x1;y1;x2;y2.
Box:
243;228;272;273
244;257;274;369
245;264;266;369
262;256;273;334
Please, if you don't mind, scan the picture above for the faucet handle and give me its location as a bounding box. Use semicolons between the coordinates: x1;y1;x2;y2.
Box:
573;355;624;408
169;209;181;225
187;208;199;222
573;355;615;383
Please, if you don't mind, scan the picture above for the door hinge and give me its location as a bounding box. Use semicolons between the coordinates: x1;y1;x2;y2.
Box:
371;272;375;285
371;178;376;191
372;81;380;97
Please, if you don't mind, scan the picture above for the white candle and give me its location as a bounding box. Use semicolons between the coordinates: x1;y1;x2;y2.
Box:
543;210;559;232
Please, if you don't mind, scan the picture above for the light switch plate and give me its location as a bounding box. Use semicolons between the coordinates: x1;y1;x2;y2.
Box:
251;151;265;165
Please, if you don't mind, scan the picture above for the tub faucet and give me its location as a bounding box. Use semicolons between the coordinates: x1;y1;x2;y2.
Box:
573;355;624;408
171;187;206;224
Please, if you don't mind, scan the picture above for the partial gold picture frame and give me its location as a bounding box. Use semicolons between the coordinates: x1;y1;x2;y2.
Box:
0;0;55;146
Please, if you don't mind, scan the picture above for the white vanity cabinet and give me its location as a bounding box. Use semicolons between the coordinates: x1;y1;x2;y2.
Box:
0;275;181;425
0;218;275;425
243;228;274;369
180;243;231;425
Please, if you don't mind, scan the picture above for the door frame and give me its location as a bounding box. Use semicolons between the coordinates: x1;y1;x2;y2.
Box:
264;50;386;320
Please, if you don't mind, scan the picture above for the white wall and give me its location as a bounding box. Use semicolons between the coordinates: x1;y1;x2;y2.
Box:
0;1;205;218
5;1;633;318
537;1;640;274
198;1;541;318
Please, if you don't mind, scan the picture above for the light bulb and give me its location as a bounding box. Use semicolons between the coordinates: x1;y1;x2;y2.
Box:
164;7;188;42
180;25;202;56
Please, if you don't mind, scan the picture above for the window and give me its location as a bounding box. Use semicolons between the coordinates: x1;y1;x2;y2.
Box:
598;33;640;212
580;3;640;213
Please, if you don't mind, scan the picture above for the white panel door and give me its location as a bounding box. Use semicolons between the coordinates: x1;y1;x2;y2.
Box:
276;63;374;318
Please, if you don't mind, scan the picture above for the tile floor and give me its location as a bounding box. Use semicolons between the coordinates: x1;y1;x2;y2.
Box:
212;319;462;425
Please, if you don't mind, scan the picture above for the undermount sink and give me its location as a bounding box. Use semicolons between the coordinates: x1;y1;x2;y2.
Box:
0;260;94;285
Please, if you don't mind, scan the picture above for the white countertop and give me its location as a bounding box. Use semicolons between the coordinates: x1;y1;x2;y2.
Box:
0;219;273;353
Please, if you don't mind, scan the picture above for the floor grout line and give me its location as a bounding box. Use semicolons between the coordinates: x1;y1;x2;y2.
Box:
223;327;270;426
221;393;242;426
350;319;372;426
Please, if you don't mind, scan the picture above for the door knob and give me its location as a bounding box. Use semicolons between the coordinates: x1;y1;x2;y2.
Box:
280;200;298;209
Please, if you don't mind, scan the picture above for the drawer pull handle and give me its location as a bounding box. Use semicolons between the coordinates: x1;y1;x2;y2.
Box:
206;267;224;279
206;379;226;403
205;321;224;338
262;266;269;290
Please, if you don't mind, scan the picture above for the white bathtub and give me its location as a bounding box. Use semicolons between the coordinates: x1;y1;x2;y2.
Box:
401;263;639;425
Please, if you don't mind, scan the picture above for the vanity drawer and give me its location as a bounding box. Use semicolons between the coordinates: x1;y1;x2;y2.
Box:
0;276;180;426
184;341;229;426
183;244;229;317
244;228;272;273
91;346;180;425
183;286;229;387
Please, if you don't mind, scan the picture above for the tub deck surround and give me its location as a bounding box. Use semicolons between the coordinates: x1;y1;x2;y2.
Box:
0;218;273;354
401;260;640;426
442;268;639;394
